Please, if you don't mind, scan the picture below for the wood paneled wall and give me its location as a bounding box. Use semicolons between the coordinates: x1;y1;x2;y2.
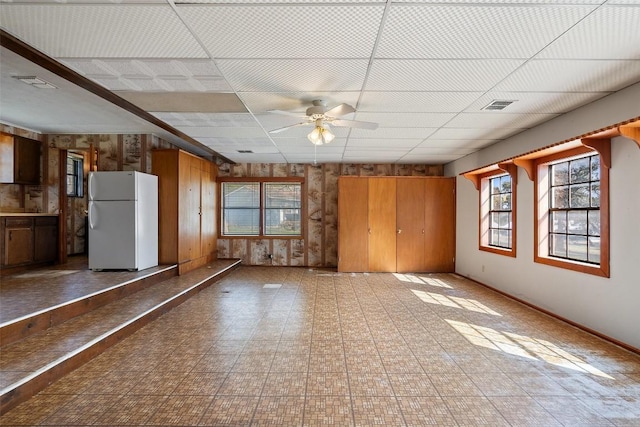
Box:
216;162;443;267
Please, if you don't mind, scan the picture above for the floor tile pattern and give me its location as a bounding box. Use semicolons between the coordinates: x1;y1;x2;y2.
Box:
2;267;640;426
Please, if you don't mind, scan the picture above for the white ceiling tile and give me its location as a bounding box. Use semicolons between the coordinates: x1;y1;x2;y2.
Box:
349;127;435;139
242;93;363;115
418;139;499;149
376;4;595;59
538;6;640;59
176;126;267;138
342;153;405;162
465;91;610;114
407;147;476;155
394;0;603;3
154;112;259;127
221;153;288;163
346;139;422;148
353;112;456;128
217;59;369;93
367;59;524;91
444;112;559;129
429;127;525;140
179;5;384;58
494;59;640;92
176;0;383;3
398;154;463;163
200;138;278;150
0;5;207;58
359;92;483;112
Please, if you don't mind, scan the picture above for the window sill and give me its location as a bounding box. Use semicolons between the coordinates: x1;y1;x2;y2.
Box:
534;254;609;278
480;245;516;258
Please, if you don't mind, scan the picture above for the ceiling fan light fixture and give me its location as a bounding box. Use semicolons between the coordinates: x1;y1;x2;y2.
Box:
307;126;334;145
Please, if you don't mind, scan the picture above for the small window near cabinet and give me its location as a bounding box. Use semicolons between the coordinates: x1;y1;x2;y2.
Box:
66;153;83;198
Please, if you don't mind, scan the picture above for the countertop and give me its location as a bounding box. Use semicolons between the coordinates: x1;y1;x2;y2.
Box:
0;213;59;217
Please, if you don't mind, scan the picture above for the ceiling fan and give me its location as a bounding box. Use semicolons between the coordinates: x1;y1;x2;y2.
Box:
268;100;378;145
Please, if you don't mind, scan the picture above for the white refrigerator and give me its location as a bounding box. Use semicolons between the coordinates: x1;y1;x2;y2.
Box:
88;171;158;271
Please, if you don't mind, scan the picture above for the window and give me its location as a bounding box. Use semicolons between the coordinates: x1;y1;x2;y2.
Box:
478;166;516;257
66;153;83;197
548;154;600;264
534;145;609;277
221;179;303;237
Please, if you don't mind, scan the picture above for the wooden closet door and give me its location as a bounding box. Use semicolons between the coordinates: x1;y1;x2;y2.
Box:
368;177;397;272
396;178;426;273
338;177;368;272
424;178;455;272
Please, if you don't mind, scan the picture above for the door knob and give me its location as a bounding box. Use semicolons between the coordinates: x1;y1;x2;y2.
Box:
397;229;402;234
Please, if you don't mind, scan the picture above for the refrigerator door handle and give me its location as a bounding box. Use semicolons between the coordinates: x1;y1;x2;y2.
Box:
88;201;98;229
88;173;96;200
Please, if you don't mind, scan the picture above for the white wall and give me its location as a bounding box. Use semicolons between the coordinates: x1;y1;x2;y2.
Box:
445;82;640;350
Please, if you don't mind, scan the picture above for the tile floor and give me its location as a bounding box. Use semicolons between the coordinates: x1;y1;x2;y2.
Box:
1;267;639;426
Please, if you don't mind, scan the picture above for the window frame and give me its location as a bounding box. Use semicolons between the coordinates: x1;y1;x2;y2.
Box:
218;177;304;239
479;168;517;257
534;145;610;277
66;153;84;198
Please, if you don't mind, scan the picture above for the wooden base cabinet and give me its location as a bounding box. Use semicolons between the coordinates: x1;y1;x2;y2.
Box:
152;149;218;275
338;176;455;273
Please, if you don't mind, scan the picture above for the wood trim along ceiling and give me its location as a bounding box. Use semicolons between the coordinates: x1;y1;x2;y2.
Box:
0;29;234;165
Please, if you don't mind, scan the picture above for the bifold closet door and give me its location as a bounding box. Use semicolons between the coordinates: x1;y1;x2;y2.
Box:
396;178;426;273
338;177;369;272
424;178;456;272
368;177;396;272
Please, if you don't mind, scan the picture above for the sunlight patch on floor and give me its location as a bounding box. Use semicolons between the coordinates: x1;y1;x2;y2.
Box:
446;319;614;379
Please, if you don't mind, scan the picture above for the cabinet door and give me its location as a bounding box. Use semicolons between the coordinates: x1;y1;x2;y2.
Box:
396;179;426;273
368;177;397;272
34;225;58;262
5;227;33;265
15;137;40;184
187;156;202;262
424;178;456;272
200;161;217;259
338;177;368;272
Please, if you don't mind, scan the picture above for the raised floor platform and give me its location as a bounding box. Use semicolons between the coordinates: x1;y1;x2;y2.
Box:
0;257;241;414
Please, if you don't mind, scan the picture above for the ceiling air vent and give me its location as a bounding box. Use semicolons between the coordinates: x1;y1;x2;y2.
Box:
482;100;516;111
237;150;253;153
12;76;57;89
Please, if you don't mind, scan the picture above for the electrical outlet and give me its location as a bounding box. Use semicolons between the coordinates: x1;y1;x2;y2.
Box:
482;265;485;272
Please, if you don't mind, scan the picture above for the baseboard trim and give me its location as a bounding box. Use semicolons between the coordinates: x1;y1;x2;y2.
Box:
457;274;640;356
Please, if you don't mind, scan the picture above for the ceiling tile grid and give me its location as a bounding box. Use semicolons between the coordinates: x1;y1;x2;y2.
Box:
375;5;597;59
493;59;640;92
1;0;639;164
1;5;207;58
358;92;485;113
216;59;370;93
536;5;640;59
177;5;385;59
365;59;526;92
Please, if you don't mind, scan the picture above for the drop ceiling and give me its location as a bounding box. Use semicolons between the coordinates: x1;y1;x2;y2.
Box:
1;0;639;164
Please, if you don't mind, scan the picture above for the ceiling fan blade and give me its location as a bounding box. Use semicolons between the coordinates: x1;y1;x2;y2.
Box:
268;109;306;118
324;103;356;117
269;122;310;134
331;119;378;130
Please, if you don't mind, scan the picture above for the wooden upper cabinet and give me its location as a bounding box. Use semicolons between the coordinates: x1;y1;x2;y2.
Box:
0;133;41;184
368;177;397;272
396;178;426;273
424;178;456;272
338;177;368;272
